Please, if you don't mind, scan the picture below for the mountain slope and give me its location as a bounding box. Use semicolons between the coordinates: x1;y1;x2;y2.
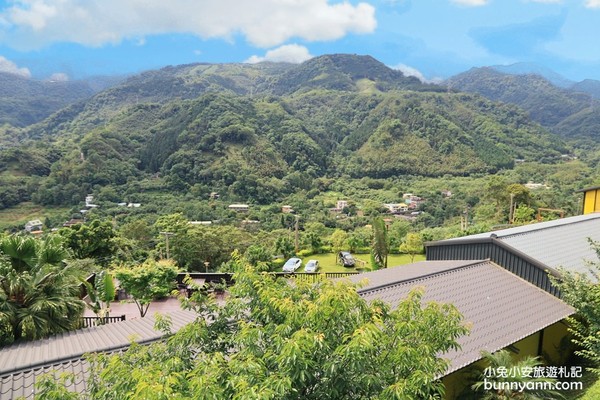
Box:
0;73;97;127
1;54;570;209
446;67;598;137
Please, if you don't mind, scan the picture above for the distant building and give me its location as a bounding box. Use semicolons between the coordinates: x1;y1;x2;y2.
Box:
524;182;549;190
85;195;98;208
189;221;212;226
24;219;43;232
228;204;249;212
383;203;408;214
63;219;84;227
405;195;425;209
336;200;348;210
281;205;294;213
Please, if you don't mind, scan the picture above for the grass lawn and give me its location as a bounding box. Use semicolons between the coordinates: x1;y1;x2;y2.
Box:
297;253;426;273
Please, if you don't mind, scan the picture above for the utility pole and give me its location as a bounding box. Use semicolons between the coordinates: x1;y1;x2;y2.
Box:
160;231;174;259
294;215;299;254
509;193;515;224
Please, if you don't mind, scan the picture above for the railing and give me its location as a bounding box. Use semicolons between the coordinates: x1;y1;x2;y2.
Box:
274;271;360;284
79;315;126;328
176;271;361;286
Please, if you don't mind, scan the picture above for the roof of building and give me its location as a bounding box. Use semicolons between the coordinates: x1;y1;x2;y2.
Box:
0;310;197;400
345;260;575;376
25;220;42;226
430;213;600;278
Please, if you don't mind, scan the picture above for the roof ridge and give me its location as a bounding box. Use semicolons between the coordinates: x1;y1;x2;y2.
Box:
357;260;489;295
498;213;600;240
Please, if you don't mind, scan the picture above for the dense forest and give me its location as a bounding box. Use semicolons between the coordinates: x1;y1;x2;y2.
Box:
0;54;598;270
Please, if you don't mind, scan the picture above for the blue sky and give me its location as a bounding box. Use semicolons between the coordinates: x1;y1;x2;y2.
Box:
0;0;599;82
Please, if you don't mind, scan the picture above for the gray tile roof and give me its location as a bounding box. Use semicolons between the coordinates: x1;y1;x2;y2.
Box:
435;213;600;278
346;260;575;376
0;310;197;400
1;359;90;400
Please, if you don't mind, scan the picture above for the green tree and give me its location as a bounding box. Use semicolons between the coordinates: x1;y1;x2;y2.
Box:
242;244;273;271
114;259;178;318
81;270;115;318
304;231;323;254
387;220;411;249
512;204;536;224
371;216;389;269
550;240;600;374
347;226;372;252
400;232;424;263
329;228;349;262
465;350;564;399
170;225;252;271
0;235;85;346
274;236;295;259
74;266;469;399
58;219;117;266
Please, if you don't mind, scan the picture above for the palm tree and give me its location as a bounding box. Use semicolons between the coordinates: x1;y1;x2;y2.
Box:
464;349;565;399
0;235;85;346
371;217;389;269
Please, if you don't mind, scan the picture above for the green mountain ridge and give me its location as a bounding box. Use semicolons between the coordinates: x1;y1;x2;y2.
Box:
446;67;600;141
0;54;570;211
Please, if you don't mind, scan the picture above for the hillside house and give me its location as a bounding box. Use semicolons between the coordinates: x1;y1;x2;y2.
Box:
84;195;98;208
62;218;83;227
24;219;43;233
524;181;549;190
281;205;294;213
403;194;425;209
383;203;408;214
228;204;249;212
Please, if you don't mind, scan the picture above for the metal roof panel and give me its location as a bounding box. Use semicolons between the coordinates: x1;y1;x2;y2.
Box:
355;261;574;376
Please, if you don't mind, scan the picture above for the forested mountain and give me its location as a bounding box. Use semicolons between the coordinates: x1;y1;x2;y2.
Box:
571;79;600;99
446;67;600;140
490;62;574;88
0;73;105;128
0;54;571;212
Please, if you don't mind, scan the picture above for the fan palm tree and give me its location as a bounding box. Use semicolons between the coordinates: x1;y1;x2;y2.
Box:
0;235;85;346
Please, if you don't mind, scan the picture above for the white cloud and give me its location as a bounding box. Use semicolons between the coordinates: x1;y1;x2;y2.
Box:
585;0;600;8
245;44;313;64
450;0;488;5
0;56;31;77
392;63;426;82
48;72;68;81
0;0;377;49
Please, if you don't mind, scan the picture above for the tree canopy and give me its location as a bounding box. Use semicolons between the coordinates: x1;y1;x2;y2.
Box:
0;235;85;346
45;259;469;399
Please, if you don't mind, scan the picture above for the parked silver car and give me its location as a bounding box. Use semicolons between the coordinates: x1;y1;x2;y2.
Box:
304;259;319;273
282;257;302;272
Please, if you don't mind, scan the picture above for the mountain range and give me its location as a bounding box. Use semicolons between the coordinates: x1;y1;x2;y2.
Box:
0;54;591;211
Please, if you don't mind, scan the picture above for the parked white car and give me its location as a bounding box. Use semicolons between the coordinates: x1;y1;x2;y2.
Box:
304;260;319;273
282;257;302;272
